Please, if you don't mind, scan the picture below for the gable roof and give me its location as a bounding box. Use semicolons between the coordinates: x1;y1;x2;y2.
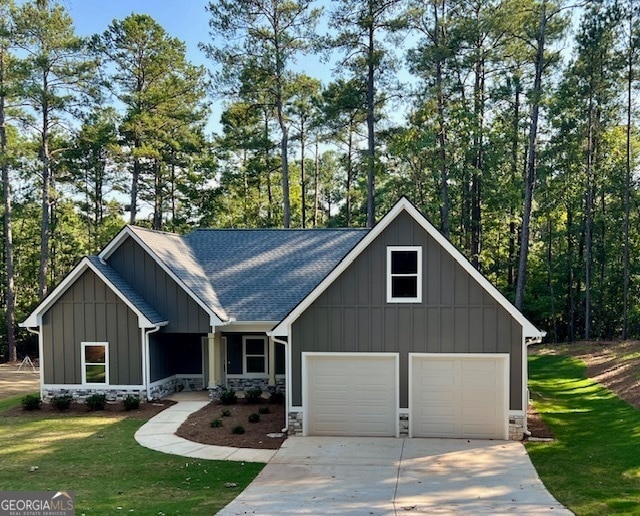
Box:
100;225;228;325
21;256;168;329
271;197;544;339
184;228;367;321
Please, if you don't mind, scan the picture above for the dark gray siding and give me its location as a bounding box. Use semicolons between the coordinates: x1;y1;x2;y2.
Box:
292;211;523;410
108;237;210;333
42;269;142;385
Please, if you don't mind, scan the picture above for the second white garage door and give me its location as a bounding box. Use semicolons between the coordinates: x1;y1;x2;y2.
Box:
304;353;398;437
410;354;508;440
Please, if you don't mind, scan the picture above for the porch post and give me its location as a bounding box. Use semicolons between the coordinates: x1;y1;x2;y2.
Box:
207;333;218;389
268;336;276;386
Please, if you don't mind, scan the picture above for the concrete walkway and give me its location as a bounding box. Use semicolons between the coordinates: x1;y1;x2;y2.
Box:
219;437;572;515
134;395;278;463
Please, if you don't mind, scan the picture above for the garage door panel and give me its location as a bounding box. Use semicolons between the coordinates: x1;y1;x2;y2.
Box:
306;354;397;437
411;355;507;440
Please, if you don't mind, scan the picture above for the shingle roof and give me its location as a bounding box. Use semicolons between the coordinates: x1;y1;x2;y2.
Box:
87;256;167;325
183;229;368;321
127;226;229;321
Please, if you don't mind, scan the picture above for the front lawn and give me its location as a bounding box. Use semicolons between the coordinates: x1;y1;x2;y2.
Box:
527;355;640;515
0;398;263;514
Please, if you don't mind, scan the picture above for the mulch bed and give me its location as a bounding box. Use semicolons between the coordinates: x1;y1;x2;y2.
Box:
175;400;286;449
3;399;174;419
526;403;555;439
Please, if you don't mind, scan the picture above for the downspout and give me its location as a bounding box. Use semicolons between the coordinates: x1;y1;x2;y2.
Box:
144;326;162;401
26;326;43;400
267;332;289;433
523;332;546;437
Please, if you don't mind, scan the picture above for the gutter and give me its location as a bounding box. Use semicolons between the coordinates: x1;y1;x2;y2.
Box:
267;331;289;434
144;326;162;401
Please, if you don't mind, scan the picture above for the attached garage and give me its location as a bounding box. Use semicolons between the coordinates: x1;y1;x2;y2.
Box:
410;354;509;440
303;353;398;437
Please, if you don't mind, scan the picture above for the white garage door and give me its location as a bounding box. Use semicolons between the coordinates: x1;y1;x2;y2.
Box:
410;354;508;439
304;353;398;437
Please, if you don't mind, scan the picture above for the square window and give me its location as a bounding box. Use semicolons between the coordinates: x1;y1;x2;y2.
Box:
387;246;422;303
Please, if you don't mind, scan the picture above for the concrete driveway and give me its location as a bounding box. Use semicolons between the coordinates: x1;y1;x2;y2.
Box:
219;437;571;515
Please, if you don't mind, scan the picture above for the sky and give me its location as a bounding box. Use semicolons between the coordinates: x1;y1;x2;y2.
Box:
63;0;212;67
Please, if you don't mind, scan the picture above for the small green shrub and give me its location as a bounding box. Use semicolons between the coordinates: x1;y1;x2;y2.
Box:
258;406;270;415
210;418;222;428
123;395;140;411
248;413;260;423
85;393;107;411
51;394;73;410
221;409;231;417
232;425;245;434
269;392;285;405
244;388;263;404
219;390;238;405
21;394;41;411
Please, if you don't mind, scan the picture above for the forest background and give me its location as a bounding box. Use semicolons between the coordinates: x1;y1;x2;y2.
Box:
0;0;638;361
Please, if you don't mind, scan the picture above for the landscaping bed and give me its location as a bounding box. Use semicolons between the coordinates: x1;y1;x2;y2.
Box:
176;399;286;449
2;397;173;419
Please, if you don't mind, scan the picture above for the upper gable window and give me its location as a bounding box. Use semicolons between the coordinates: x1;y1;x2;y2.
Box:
387;246;422;303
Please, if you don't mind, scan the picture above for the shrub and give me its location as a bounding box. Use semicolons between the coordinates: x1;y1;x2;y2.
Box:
232;425;245;434
51;394;73;410
219;389;238;405
210;418;222;428
269;392;285;405
21;394;41;411
221;409;231;417
123;395;140;411
258;406;270;415
248;413;260;423
85;393;106;411
244;388;262;404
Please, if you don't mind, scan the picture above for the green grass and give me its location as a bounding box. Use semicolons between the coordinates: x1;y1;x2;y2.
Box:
0;402;264;514
527;355;640;515
0;393;37;413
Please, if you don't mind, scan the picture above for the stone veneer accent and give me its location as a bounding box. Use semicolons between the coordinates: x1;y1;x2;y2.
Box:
149;376;205;399
210;378;286;400
509;414;525;441
287;411;523;441
42;387;145;402
288;411;303;435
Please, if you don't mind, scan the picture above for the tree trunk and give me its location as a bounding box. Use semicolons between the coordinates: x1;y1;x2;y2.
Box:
130;155;140;225
434;0;450;238
38;110;51;300
0;47;16;361
509;76;521;288
313;138;319;227
346;127;353;226
300;118;306;228
584;95;594;340
623;11;634;338
366;7;376;228
515;0;547;310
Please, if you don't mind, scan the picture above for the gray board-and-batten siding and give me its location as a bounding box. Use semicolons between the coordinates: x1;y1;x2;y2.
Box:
291;210;524;410
42;268;142;385
107;236;210;333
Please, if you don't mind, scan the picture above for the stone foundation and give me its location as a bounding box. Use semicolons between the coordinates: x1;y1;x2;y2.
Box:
149;377;178;399
286;410;523;441
42;387;145;402
226;377;286;393
288;411;303;435
509;414;525;441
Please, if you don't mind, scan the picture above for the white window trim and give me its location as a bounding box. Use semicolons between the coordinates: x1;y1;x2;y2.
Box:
81;342;109;386
225;336;269;378
386;246;422;303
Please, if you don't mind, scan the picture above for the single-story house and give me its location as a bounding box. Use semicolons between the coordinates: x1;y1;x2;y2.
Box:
22;197;543;440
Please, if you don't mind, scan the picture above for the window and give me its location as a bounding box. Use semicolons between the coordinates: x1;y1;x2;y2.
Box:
387;246;422;303
243;336;267;375
82;342;108;385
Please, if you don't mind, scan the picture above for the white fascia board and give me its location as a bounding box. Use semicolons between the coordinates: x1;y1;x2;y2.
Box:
20;257;167;329
272;197;543;339
100;225;225;326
